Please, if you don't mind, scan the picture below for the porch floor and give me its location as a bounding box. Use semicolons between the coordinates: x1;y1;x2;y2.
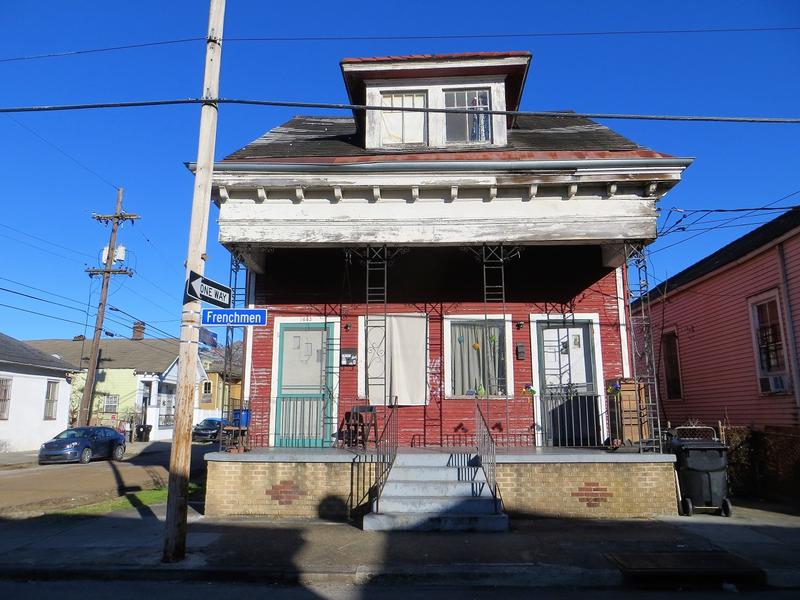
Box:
205;446;674;464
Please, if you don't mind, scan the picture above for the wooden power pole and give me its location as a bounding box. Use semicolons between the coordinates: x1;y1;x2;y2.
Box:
79;187;137;426
163;0;226;563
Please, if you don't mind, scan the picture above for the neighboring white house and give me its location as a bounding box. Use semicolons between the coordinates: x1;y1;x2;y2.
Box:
27;328;214;442
0;332;75;452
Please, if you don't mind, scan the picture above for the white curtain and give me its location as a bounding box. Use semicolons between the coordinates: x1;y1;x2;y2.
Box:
367;315;426;406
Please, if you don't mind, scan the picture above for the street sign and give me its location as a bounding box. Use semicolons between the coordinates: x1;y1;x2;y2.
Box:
201;308;267;327
198;327;218;347
185;271;231;308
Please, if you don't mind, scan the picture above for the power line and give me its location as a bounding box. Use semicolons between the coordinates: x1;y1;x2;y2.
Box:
651;190;800;255
4;115;119;190
0;97;798;124
0;285;89;314
0;301;89;328
2;26;798;63
0;222;97;260
0;230;91;265
0;37;204;63
0;275;90;307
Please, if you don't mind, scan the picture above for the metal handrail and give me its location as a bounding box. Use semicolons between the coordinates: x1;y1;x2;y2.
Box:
475;404;498;513
373;400;398;513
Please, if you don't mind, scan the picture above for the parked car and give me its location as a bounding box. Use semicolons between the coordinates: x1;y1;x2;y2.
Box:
38;426;126;465
192;418;227;443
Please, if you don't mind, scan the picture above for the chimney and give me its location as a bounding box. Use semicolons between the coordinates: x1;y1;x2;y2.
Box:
132;321;145;340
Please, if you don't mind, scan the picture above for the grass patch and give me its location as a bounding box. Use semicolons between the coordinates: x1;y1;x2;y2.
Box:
59;482;204;516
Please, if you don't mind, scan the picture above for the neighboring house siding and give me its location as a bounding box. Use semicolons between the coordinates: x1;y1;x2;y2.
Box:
0;369;70;452
247;270;625;446
651;241;800;428
71;370;140;427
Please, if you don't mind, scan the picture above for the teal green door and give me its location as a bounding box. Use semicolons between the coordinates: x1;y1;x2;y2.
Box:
275;323;334;447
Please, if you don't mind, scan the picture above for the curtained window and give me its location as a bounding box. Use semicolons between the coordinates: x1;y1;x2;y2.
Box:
450;320;506;396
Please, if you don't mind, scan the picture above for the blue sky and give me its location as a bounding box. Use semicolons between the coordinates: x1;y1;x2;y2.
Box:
1;1;798;341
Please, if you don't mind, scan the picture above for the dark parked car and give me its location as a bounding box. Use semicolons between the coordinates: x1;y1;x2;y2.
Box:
192;418;227;442
38;426;125;464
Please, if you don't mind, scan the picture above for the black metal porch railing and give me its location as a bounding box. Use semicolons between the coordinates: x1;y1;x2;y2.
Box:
372;401;398;513
539;385;605;448
475;404;499;512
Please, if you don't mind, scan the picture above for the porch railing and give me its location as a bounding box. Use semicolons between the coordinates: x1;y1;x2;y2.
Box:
539;385;605;448
373;401;399;513
274;392;335;448
475;404;499;512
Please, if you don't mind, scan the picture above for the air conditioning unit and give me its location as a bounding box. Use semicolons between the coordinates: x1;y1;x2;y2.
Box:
760;375;789;393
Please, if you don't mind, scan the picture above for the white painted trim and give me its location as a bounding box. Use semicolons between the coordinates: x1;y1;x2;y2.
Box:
528;313;607;443
365;77;507;149
442;314;514;400
616;267;631;378
242;271;255;408
268;316;341;446
747;289;792;394
341;56;530;74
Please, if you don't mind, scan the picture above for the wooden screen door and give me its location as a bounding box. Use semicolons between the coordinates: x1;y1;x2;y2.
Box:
275;323;334;447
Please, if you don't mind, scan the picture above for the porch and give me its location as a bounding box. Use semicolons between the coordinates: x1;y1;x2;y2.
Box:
204;445;678;520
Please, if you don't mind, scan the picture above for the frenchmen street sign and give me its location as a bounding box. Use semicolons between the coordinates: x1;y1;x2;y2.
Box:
201;308;267;327
185;271;231;308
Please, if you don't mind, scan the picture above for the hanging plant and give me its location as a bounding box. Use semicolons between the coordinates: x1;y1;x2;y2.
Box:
488;334;497;344
457;335;464;344
472;342;481;351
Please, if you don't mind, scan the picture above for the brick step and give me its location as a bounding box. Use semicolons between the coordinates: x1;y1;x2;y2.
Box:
363;512;508;532
374;495;498;514
382;479;490;498
389;465;484;482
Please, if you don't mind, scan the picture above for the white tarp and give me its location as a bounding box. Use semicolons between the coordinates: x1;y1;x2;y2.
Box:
367;314;426;406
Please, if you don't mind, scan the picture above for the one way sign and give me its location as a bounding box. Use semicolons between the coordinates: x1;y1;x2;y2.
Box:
185;271;231;308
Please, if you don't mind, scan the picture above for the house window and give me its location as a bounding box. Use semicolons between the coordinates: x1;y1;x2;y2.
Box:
380;91;427;145
102;394;119;414
661;331;683;400
0;378;10;420
203;380;213;395
750;294;790;393
445;89;491;144
44;381;58;420
450;319;506;396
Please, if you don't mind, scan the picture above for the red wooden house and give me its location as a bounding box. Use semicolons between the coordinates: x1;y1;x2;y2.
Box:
202;52;691;525
641;208;800;429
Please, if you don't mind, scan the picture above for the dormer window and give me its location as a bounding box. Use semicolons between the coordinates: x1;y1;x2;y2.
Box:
380;91;427;145
445;89;491;144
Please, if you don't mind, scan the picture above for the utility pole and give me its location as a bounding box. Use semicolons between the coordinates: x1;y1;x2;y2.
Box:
163;0;225;563
79;187;137;426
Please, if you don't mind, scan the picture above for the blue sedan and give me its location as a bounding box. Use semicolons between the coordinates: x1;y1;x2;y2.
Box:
38;426;126;464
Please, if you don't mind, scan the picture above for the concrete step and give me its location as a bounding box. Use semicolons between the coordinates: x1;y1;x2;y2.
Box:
389;465;484;482
374;495;498;514
363;512;508;532
382;479;490;498
393;452;478;468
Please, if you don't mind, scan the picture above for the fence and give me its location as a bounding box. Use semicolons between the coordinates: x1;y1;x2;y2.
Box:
539;386;605;447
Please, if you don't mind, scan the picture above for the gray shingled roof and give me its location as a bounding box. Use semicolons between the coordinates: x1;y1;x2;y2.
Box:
221;114;649;162
25;338;179;373
0;332;77;372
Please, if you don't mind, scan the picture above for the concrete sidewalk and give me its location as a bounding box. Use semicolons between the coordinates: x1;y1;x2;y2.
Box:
0;440;168;470
0;500;797;590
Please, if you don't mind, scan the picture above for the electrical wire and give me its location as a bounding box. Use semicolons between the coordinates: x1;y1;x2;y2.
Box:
4;115;119;190
2;26;798;63
0;97;797;124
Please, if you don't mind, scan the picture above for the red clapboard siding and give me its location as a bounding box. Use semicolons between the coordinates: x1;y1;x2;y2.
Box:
649;239;800;429
245;270;627;446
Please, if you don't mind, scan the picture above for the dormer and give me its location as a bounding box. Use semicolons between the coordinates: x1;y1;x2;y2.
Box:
340;52;531;151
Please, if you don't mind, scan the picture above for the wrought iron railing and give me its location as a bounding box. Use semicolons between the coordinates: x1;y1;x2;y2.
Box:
539;385;605;448
274;392;335;448
475;404;499;513
372;401;398;513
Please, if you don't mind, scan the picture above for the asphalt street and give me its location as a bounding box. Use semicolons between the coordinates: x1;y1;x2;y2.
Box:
0;441;214;516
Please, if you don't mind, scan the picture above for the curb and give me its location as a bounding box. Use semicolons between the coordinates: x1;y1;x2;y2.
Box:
0;562;621;588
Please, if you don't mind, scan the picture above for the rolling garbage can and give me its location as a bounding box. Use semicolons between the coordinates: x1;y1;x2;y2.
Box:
142;424;152;442
135;425;146;442
671;428;732;517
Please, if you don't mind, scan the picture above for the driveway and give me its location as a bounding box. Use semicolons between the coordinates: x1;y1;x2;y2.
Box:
0;441;215;516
